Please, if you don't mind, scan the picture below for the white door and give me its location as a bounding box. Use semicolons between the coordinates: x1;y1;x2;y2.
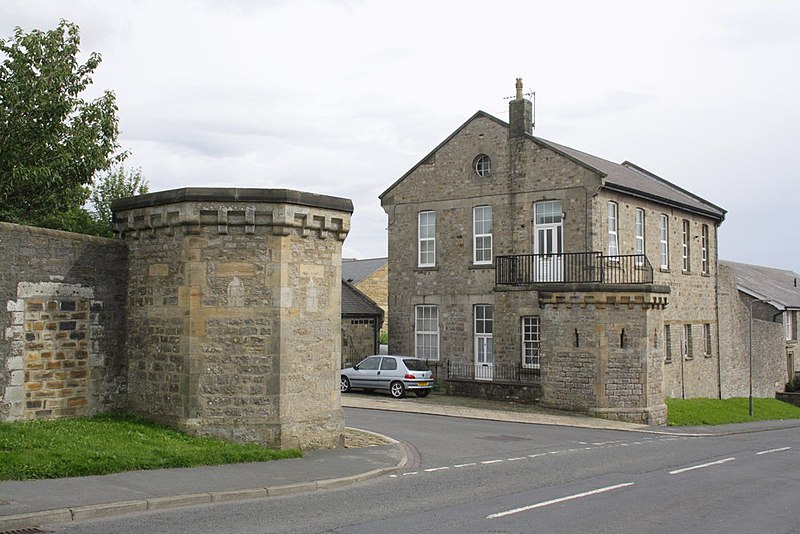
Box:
475;305;493;380
533;201;564;282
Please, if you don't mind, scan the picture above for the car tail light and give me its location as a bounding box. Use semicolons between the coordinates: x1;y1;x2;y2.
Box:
405;374;416;379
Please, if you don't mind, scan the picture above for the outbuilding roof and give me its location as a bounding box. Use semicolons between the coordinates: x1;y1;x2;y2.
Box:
720;260;800;310
341;280;384;317
342;257;387;285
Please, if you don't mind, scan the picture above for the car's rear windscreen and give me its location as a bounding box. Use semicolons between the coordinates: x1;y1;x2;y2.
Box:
403;359;430;371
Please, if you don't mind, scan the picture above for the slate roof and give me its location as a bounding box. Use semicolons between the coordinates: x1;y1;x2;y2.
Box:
342;257;387;285
380;110;726;222
537;139;726;221
341;280;384;317
720;260;800;310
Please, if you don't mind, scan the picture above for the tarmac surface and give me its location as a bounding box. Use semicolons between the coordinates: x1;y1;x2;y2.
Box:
2;394;799;531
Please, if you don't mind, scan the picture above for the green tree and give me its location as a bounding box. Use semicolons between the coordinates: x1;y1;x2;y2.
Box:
0;20;123;227
90;165;149;235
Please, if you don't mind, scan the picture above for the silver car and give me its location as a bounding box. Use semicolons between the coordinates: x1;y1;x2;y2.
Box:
340;355;434;398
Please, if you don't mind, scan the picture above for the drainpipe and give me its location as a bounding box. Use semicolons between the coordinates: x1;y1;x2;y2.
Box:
714;226;722;399
680;343;685;400
749;297;771;416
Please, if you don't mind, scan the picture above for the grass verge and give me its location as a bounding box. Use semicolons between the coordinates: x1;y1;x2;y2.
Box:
666;397;800;426
0;413;301;481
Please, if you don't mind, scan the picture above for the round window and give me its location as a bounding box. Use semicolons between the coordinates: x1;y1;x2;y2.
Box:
474;154;491;177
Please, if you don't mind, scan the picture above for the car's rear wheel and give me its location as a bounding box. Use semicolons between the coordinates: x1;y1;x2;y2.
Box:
340;376;351;393
389;381;405;398
414;389;430;398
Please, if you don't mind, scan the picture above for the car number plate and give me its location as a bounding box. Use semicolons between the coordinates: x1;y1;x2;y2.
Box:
418;382;428;387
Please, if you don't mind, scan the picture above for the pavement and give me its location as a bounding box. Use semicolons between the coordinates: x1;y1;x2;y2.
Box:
2;394;800;531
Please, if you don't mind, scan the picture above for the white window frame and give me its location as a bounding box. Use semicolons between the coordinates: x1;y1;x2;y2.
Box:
474;154;491;177
474;304;493;363
681;219;691;272
418;211;436;268
703;323;712;356
701;224;709;274
522;316;541;369
415;305;439;360
659;214;669;269
665;324;672;361
634;208;645;266
682;324;692;360
607;201;619;256
473;206;493;265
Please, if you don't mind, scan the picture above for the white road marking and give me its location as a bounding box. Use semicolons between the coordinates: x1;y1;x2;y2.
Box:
486;483;636;519
669;457;735;475
756;447;791;455
390;436;700;481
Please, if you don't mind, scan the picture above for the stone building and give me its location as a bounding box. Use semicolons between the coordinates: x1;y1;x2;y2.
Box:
342;257;388;335
341;280;384;367
718;260;800;396
379;79;726;424
1;188;353;450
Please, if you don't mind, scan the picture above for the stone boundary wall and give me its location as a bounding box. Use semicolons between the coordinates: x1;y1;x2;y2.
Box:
0;222;127;421
442;378;542;403
775;392;800;408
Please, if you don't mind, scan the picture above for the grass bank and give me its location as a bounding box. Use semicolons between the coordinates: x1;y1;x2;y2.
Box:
0;413;301;481
666;397;800;426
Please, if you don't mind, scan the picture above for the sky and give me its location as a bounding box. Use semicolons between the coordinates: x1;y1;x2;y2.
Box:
2;0;798;270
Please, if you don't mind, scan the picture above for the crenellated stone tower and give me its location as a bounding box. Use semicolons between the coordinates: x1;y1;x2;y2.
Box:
113;188;352;449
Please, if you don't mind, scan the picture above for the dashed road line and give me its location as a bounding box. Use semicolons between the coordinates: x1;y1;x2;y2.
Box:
669;457;735;475
390;435;706;479
756;447;791;455
486;483;636;519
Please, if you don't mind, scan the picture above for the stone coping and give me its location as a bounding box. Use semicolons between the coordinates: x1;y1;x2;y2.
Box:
112;187;353;214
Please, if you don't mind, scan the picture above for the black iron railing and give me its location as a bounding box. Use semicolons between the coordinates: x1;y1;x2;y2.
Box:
495;252;653;285
446;361;540;383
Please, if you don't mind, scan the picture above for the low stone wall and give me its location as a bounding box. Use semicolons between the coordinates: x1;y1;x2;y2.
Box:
775;391;800;408
441;378;542;403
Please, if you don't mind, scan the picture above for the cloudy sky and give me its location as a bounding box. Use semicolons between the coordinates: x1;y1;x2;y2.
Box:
2;0;798;270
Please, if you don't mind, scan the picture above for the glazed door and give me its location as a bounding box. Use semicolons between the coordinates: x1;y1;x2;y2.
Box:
474;305;493;380
533;200;564;282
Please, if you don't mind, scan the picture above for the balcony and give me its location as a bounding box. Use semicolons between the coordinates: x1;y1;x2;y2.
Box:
495;252;653;286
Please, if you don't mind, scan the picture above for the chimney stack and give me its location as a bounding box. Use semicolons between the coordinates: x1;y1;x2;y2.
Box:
509;78;532;139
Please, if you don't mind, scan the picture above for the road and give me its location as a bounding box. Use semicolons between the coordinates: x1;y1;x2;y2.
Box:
53;407;800;533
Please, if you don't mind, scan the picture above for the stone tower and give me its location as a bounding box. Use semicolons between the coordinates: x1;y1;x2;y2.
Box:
113;188;352;449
